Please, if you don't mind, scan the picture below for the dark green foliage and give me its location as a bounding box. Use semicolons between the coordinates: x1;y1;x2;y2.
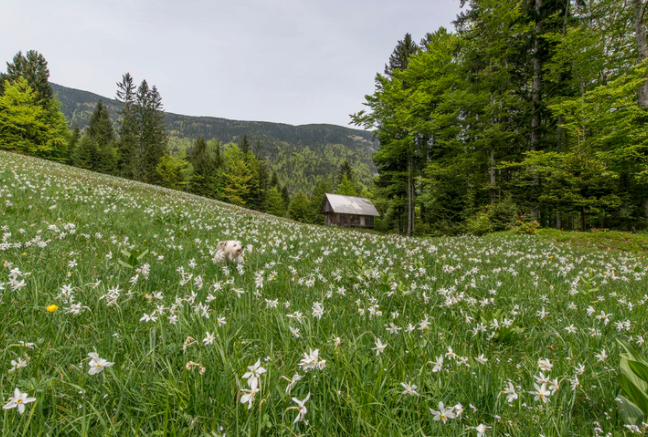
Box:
188;136;217;198
489;196;518;232
240;134;250;160
384;33;418;77
247;152;269;211
137;83;167;184
308;178;334;224
115;73;138;178
222;145;252;206
156;155;190;191
72;135;98;169
280;185;290;211
288;191;311;222
1;50;53;104
336;175;357;196
67;125;80;165
270;171;279;188
84;100;117;174
265;186;287;217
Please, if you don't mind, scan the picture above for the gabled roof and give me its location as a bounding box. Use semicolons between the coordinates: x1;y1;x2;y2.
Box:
321;193;380;216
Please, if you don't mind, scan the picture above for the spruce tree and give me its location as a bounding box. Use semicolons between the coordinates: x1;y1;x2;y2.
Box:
246;142;269;210
384;33;418;77
222;145;252;206
135;81;167;184
72;135;98;169
270;171;279;188
67;125;80;165
143;85;167;184
156;155;190;190
265;186;286;217
336;175;357;196
240;134;250;161
281;185;290;210
188;136;216;197
116;73;139;178
85;100;117;174
1;50;53;104
308;178;333;224
289;191;311;222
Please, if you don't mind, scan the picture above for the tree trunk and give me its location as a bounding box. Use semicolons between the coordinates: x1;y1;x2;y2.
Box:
531;0;543;150
556;1;569;153
530;0;543;220
407;156;413;237
633;0;648;109
490;147;496;204
580;208;586;231
489;82;497;205
555;211;561;230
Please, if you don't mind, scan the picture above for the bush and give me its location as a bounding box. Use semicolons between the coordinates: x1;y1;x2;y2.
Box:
466;210;492;236
490;196;518;231
513;215;541;235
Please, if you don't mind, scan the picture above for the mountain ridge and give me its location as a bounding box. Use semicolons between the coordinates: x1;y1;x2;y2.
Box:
51;82;377;192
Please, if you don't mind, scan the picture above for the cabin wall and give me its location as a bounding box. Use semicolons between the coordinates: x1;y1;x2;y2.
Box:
323;213;374;228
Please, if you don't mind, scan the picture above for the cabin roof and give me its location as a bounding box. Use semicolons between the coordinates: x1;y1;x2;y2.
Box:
321;193;380;216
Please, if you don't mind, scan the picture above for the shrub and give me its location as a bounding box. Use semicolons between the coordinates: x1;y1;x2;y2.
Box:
489;196;518;231
466;210;492;236
513;215;541;235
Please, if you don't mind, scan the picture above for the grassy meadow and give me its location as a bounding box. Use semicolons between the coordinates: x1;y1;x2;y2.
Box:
1;150;648;436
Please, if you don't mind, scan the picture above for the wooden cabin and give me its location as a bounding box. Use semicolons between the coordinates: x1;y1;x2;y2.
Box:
319;193;380;228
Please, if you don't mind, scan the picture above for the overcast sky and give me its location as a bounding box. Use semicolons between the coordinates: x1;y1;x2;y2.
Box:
1;0;463;127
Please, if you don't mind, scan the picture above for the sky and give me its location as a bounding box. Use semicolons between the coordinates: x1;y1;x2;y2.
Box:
1;0;463;127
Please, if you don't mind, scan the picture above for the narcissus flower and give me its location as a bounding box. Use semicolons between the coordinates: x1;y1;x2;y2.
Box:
88;352;114;375
3;388;36;414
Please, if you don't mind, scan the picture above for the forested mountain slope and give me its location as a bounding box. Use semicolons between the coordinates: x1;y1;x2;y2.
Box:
51;83;377;191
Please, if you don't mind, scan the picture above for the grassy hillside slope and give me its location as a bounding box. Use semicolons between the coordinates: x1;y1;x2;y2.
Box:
51;83;377;191
1;151;646;436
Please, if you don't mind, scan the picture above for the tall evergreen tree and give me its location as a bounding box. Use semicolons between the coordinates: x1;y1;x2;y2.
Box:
116;73;139;178
188;136;216;197
270;171;279;188
240;134;250;161
336;175;357;196
247;152;269;211
280;185;290;210
265;186;287;217
84;100;117;174
384;33;419;77
67;125;80;165
289;191;311;222
308;178;333;224
1;50;53;104
222;145;252;206
135;81;167;184
72;135;98;170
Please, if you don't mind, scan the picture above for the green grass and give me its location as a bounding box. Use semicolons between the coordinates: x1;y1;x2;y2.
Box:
537;228;648;254
1;150;647;436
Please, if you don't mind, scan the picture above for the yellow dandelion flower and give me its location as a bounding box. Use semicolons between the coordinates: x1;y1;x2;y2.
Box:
46;304;59;312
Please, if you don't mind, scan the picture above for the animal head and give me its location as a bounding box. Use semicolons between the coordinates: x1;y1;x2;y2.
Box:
218;240;244;257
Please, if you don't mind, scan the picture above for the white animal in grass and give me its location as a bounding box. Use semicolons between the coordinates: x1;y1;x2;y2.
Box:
215;240;245;264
